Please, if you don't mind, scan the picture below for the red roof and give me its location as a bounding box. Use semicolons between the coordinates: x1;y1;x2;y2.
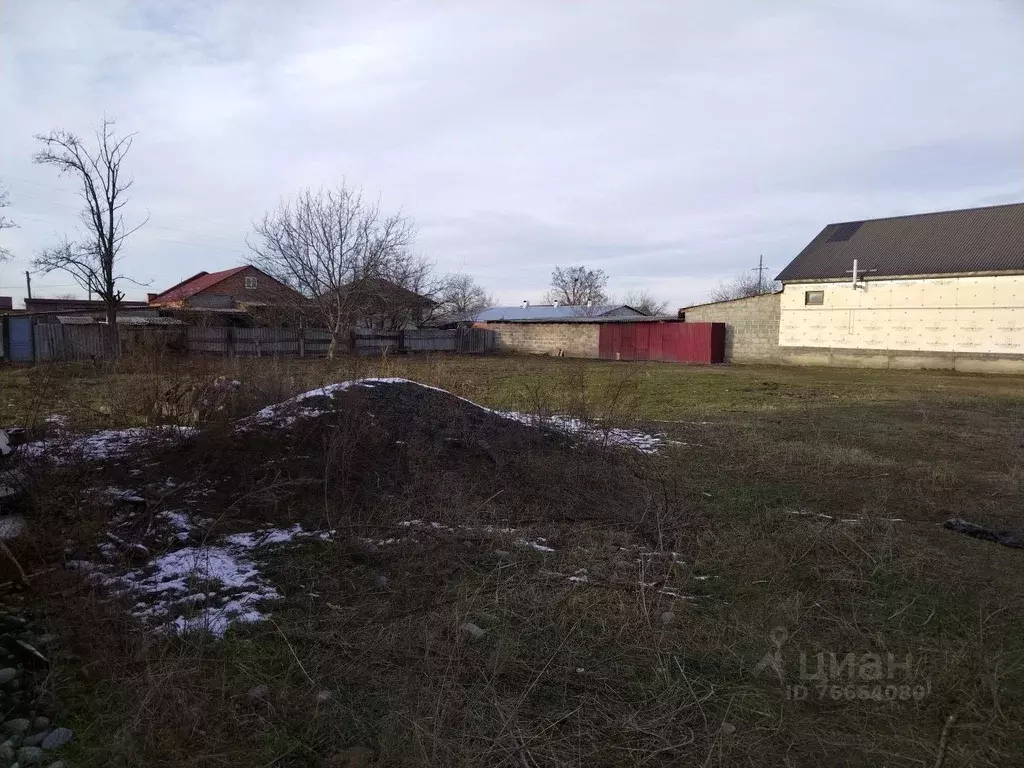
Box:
149;266;249;305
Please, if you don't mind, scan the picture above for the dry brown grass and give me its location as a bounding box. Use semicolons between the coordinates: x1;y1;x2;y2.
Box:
1;354;1022;766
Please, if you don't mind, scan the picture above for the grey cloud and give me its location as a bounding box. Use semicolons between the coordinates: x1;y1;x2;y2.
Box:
1;0;1022;307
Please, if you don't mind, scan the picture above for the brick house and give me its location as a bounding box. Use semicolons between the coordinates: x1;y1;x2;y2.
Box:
149;266;305;311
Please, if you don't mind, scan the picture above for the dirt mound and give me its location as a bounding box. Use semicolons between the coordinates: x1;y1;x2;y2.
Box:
12;379;672;636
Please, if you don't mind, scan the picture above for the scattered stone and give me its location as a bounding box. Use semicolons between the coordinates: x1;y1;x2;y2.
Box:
0;742;13;764
371;572;388;588
315;690;332;704
0;668;18;685
460;622;486;640
12;641;47;667
494;549;510;558
16;744;43;764
29;719;48;733
21;730;51;748
40;728;72;750
720;721;736;736
660;611;675;625
2;719;30;736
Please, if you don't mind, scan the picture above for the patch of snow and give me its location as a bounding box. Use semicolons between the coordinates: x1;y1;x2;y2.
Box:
102;486;147;503
0;514;26;540
786;510;905;524
497;411;673;454
158;510;192;542
243;378;675;453
20;426;196;463
225;524;308;548
520;538;556;553
74;519;333;638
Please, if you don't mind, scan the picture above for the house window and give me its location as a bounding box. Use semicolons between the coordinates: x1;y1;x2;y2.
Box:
804;290;824;306
245;275;258;290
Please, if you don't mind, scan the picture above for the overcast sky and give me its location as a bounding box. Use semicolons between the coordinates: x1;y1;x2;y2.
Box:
2;0;1022;308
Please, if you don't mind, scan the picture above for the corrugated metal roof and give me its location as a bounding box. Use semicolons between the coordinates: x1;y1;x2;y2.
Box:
56;315;97;325
475;305;638;321
776;202;1024;282
56;315;185;326
484;315;679;324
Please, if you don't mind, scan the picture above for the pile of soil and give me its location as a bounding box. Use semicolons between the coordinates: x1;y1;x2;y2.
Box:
131;379;659;533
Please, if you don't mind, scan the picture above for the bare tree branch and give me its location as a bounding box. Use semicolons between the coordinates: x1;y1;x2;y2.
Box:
708;272;781;302
543;266;609;307
31;119;147;348
249;184;420;356
433;273;493;319
621;289;668;316
0;181;16;261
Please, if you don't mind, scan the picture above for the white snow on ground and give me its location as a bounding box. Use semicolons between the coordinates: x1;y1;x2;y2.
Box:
244;377;675;453
102;486;147;503
74;516;334;638
20;426;196;462
786;510;906;524
496;412;672;454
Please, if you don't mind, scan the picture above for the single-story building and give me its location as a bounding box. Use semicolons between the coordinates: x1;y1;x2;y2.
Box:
681;202;1024;373
475;303;644;323
679;292;782;363
485;315;724;363
774;202;1024;373
148;265;307;326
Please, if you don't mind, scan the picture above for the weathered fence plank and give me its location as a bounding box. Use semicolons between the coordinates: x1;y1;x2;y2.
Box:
15;322;496;361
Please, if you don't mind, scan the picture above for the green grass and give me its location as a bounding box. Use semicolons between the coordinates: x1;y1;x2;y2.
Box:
3;355;1024;767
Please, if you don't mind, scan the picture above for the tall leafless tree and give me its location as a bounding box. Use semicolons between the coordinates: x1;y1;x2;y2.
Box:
622;288;668;316
249;185;418;356
435;273;493;318
708;272;781;302
0;182;15;261
544;265;609;307
32;120;148;347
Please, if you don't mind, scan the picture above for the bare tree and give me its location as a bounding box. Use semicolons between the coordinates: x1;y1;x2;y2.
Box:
249;185;417;357
32;120;148;347
435;273;493;318
0;182;15;261
544;265;609;306
622;289;668;316
708;272;781;302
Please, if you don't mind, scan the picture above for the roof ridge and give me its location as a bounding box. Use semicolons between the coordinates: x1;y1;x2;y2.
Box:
828;200;1024;227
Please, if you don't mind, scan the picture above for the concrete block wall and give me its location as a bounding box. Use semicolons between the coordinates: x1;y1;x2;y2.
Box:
487;322;600;357
682;293;781;362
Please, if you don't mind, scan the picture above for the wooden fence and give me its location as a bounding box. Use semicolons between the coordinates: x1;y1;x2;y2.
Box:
25;323;496;361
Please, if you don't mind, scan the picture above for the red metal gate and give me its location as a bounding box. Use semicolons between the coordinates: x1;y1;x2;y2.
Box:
598;322;725;363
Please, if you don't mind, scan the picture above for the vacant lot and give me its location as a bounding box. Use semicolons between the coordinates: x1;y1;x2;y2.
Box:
1;355;1022;767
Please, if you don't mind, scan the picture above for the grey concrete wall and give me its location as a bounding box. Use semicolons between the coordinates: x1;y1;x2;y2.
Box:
487;322;600;357
682;293;781;362
779;346;1024;374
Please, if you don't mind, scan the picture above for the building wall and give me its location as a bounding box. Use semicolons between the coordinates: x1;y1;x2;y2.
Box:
777;274;1024;373
487;322;600;357
189;267;302;307
682;293;781;362
779;275;1024;354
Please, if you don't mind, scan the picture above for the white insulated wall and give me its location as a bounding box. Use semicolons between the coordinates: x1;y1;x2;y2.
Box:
779;275;1024;355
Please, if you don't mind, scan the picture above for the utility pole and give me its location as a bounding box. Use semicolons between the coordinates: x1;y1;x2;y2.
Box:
24;271;31;299
751;255;769;294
